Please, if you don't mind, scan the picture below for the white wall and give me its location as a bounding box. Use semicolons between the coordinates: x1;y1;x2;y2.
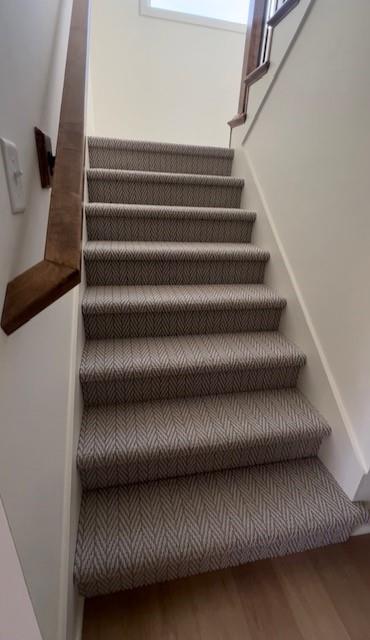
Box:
0;1;82;638
232;0;370;494
90;0;245;146
232;148;365;499
0;498;42;640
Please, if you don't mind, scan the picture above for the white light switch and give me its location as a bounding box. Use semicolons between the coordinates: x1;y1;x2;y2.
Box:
1;138;26;214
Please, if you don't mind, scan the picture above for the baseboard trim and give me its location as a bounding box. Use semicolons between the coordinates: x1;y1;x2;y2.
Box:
57;285;82;640
74;597;85;640
352;517;370;537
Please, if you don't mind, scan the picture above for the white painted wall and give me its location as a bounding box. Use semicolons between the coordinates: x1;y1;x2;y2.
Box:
89;0;245;146
232;149;365;499
232;0;370;494
0;1;83;638
0;498;42;640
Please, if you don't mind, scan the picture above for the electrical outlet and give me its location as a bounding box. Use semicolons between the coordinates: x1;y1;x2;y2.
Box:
1;138;26;214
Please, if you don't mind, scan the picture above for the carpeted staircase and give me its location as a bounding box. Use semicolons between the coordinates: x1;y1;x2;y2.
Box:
74;137;368;597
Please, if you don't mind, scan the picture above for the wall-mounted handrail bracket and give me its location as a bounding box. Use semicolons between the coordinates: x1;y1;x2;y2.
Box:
34;127;56;189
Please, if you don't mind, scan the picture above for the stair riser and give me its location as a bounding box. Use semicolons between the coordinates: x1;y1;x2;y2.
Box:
78;436;324;490
81;364;302;406
89;147;233;176
75;513;351;597
86;215;254;243
88;177;243;208
83;307;283;339
84;259;267;287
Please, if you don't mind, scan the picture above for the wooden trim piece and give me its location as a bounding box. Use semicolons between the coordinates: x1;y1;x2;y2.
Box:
235;28;251;116
232;0;268;128
228;112;247;129
246;0;268;74
229;0;301;129
1;0;89;335
268;0;300;27
244;61;270;86
1;261;80;335
45;0;89;271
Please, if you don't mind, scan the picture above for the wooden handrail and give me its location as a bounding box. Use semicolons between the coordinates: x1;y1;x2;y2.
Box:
1;0;90;335
228;0;267;129
228;0;301;130
244;60;270;87
268;0;300;27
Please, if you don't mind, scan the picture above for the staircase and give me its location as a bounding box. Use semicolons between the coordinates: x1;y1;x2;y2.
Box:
74;137;368;598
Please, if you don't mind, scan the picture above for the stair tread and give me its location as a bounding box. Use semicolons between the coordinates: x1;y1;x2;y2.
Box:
75;457;369;596
87;168;243;187
85;202;256;221
82;284;286;316
84;241;269;262
80;331;306;382
89;136;234;159
77;389;331;488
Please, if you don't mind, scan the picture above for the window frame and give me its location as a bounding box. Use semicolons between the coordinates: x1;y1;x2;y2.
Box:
139;0;247;33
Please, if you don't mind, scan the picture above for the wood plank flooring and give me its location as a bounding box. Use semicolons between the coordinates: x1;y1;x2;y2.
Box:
82;534;370;640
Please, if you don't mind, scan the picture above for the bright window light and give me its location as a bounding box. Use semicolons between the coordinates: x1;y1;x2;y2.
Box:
150;0;249;25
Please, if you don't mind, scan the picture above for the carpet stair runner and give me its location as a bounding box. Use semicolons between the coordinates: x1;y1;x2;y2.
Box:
75;137;368;597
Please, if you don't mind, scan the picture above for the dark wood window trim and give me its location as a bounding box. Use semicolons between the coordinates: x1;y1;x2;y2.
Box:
229;0;301;130
268;0;300;27
1;0;90;335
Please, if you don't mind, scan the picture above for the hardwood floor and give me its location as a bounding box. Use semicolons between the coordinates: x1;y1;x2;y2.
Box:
82;534;370;640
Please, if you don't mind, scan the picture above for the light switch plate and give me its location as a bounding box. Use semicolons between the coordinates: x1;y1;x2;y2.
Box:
1;138;26;213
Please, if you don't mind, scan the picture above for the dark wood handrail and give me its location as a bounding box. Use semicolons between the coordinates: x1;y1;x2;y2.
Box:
244;60;270;87
228;0;267;129
228;0;300;129
1;0;90;335
268;0;300;27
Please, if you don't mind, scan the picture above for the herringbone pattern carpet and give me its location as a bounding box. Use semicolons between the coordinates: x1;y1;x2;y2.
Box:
75;458;368;597
82;284;286;338
87;169;244;207
85;203;256;242
75;137;369;598
84;241;269;286
77;389;331;490
89;137;234;175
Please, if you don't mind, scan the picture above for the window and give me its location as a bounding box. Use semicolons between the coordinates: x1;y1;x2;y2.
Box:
140;0;249;33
